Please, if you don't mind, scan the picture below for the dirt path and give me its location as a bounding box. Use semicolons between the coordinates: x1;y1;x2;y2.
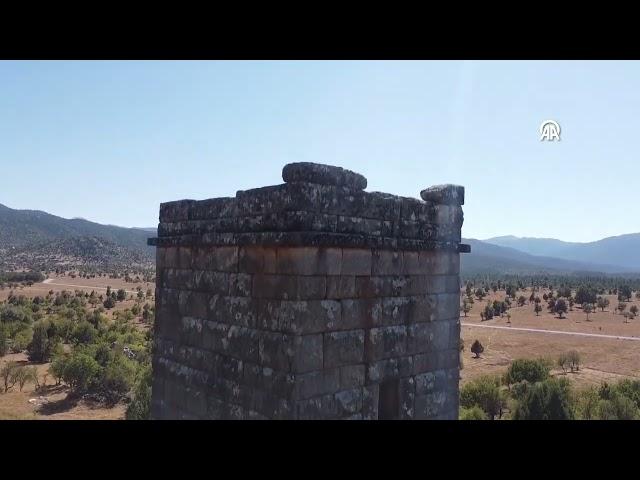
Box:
462;322;640;341
42;278;138;294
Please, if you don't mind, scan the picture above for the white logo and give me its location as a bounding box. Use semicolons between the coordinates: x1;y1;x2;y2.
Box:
540;120;561;141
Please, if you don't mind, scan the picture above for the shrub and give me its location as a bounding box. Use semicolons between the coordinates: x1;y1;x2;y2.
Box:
557;353;569;374
597;395;639;420
503;358;551;387
101;355;137;401
11;328;32;353
459;406;488;420
49;355;66;385
61;352;101;393
512;378;573;420
0;324;8;356
126;364;152;420
567;350;581;372
1;361;20;392
554;299;568;318
574;387;600;420
470;340;484;358
460;375;506;420
27;320;60;363
70;321;97;345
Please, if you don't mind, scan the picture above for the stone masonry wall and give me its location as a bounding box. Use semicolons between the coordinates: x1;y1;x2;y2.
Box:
149;162;468;420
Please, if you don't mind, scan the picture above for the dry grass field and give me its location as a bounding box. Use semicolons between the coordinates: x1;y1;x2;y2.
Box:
461;289;640;391
0;352;126;420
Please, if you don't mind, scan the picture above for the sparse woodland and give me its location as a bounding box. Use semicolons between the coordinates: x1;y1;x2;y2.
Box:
0;271;154;419
460;273;640;420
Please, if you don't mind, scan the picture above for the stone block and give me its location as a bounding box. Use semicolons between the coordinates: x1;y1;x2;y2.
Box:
335;388;363;416
366;326;408;361
252;274;298;300
294;368;340;400
296;276;327;300
339;298;379;330
372;250;404;276
326;275;356;299
276;247;341;275
323;330;365;368
339;364;366;390
341;249;372;275
292;334;323;373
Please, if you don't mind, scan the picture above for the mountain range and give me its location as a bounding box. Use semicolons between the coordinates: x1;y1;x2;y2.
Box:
2;201;639;276
0;203;155;271
461;233;640;276
483;234;640;271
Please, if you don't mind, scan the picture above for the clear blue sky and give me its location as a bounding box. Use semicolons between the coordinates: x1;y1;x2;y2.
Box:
1;60;638;242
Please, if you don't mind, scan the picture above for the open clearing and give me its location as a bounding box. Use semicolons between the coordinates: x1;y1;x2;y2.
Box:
461;289;640;390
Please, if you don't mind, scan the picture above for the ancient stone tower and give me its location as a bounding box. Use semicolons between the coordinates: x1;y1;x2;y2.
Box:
148;162;469;420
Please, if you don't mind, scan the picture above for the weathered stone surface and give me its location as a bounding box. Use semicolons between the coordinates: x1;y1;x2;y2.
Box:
282;162;367;190
326;275;356;299
366;326;408;361
324;330;365;368
292;334;323;373
151;163;465;420
420;184;465;205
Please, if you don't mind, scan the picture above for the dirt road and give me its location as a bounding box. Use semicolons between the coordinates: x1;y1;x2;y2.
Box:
462;322;640;342
42;278;139;294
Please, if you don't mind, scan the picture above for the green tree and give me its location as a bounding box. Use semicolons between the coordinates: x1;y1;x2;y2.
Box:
460;375;506;420
512;377;573;420
554;299;568;319
575;286;597;305
1;361;20;392
618;285;632;302
597;296;609;312
62;352;101;393
102;355;137;401
126;364;152;420
461;298;471;317
103;296;116;309
27;320;60;363
567;350;581;372
597;394;639;420
116;289;127;302
50;355;66;386
70;321;97;345
470;339;484;358
503;358;551;388
557;353;569;374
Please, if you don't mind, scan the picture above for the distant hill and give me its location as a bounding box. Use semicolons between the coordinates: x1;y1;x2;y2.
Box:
0;203;155;270
484;234;640;271
461;238;637;276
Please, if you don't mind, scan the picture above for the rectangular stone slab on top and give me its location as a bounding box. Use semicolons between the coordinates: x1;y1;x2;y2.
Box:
149;162;470;254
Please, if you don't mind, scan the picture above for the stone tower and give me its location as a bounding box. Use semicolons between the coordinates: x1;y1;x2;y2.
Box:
148;162;469;419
